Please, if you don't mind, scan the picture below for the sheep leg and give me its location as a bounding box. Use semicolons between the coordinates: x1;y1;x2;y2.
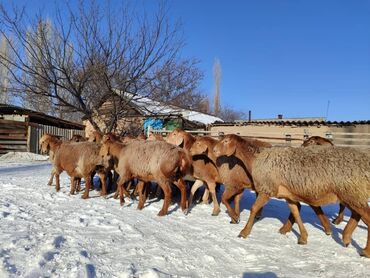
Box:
55;173;61;192
342;210;360;247
70;176;76;195
155;184;163;199
233;191;244;219
173;178;188;213
202;188;210;204
286;200;308;245
239;192;270;238
157;181;172;216
137;181;147;210
310;205;332;235
254;192;264;220
117;178;130;206
279;203;301;234
209;182;221;216
82;175;92;199
97;171;108;196
222;187;242;224
76;178;81;192
344;205;370;257
47;169;55;186
188;180;204;212
333;203;346;225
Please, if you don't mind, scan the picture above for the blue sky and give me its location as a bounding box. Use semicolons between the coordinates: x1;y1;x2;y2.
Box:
5;0;370;121
167;0;370;121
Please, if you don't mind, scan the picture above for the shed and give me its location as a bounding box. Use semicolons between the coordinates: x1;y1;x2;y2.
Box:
0;103;85;154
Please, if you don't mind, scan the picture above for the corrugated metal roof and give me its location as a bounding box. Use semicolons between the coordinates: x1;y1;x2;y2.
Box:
212;120;370;127
0;103;84;129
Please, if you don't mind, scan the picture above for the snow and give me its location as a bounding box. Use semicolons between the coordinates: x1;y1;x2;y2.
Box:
0;162;370;277
123;92;223;125
0;152;49;168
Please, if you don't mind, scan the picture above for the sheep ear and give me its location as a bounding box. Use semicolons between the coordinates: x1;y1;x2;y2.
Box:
177;138;184;148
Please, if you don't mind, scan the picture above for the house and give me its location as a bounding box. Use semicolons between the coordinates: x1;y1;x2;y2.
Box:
84;92;223;136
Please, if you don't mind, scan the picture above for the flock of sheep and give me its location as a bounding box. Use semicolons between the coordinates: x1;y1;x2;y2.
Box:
39;129;370;258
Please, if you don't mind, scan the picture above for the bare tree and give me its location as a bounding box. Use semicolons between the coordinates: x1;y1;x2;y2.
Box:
0;1;199;131
146;59;207;111
213;58;221;116
218;105;245;122
0;34;11;103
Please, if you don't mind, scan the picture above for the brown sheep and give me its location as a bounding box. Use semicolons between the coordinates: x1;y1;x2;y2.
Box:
190;135;278;224
301;136;347;226
88;130;103;143
147;132;164;141
209;134;331;235
70;134;87;142
302;135;333;147
40;134;108;198
100;136;190;216
166;129;221;216
214;138;370;257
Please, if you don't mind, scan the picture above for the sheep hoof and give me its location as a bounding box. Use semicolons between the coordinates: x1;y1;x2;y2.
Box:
230;218;240;224
157;210;167;216
70;191;75;195
255;215;262;221
360;249;370;258
324;229;332;236
137;205;144;210
47;183;53;186
238;232;248;239
202;200;209;205
279;227;291;235
81;194;89;199
212;209;221;216
298;238;307;245
332;217;342;225
183;208;189;215
100;191;108;197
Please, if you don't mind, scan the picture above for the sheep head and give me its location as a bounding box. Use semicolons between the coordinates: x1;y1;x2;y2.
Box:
190;139;209;156
166;128;186;147
39;134;59;154
213;135;237;157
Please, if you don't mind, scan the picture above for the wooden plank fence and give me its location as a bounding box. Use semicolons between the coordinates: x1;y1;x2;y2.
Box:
0;119;85;155
149;128;370;149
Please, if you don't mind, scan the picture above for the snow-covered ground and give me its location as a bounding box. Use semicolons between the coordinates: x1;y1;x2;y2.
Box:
0;161;370;277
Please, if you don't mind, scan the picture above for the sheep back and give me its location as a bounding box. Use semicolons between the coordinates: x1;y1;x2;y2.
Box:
117;140;190;182
252;145;370;208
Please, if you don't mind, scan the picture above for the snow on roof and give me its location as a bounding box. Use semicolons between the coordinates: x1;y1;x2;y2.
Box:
123;92;223;125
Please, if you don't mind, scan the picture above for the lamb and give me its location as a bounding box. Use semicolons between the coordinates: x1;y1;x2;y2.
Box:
100;135;191;216
46;134;86;187
40;134;108;198
214;136;370;257
166;129;221;216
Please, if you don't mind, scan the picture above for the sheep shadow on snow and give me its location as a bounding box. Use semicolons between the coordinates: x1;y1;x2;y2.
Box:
211;185;366;253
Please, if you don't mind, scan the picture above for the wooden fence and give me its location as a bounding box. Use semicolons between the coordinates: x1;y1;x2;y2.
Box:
149;128;370;149
0;119;85;155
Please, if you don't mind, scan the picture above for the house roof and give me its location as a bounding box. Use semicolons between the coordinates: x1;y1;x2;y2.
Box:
212;119;370;127
119;92;223;125
0;103;85;129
